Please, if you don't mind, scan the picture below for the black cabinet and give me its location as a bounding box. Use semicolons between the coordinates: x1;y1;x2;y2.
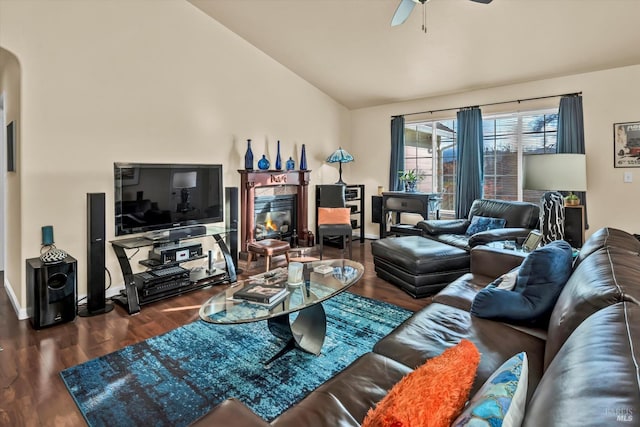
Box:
377;191;441;238
345;184;365;243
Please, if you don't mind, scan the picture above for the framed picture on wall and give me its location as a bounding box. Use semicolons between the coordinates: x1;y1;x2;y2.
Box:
6;121;16;172
614;121;640;168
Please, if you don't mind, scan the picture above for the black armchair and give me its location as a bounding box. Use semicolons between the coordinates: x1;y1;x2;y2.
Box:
417;199;540;251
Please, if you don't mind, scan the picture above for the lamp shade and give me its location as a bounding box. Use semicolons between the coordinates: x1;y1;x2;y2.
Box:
172;171;198;189
326;147;354;164
327;147;354;185
523;154;587;192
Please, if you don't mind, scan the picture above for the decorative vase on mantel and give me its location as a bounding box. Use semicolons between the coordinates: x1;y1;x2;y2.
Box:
286;156;295;171
258;154;270;170
244;139;254;170
300;144;308;170
275;140;282;170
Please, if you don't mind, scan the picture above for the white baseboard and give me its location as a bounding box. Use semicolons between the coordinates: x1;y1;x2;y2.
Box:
4;277;28;320
3;277;126;321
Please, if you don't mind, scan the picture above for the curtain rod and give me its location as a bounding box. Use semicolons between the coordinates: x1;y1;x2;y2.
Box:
391;91;582;118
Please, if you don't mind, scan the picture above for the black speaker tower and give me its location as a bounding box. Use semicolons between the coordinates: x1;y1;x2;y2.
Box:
225;187;240;273
79;192;114;317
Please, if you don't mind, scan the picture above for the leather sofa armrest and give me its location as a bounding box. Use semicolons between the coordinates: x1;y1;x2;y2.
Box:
417;219;469;235
190;398;270;427
470;245;526;278
468;227;533;247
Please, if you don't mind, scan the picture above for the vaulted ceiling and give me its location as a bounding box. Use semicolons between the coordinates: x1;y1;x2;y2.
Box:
189;0;640;109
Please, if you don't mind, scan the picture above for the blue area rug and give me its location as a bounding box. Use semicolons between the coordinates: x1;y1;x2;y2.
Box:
60;292;412;427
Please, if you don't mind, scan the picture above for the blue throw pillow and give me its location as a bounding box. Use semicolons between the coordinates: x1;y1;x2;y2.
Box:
470;240;573;327
465;216;507;236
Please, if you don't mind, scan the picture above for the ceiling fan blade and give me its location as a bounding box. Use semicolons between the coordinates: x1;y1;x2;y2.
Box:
391;0;418;27
469;0;493;3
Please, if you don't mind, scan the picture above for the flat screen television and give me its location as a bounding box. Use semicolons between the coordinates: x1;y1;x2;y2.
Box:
114;162;224;236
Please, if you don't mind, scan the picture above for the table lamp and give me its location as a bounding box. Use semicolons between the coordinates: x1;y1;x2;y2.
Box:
523;153;587;244
326;147;354;185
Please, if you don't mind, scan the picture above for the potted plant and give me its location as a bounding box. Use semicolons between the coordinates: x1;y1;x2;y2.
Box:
564;192;580;206
398;169;424;192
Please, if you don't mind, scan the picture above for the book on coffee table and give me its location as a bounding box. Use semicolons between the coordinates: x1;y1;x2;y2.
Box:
234;283;289;304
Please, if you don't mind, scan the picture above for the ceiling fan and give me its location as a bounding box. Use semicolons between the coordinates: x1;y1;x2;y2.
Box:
391;0;493;31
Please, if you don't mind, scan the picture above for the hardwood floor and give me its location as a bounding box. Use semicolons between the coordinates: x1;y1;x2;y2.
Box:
0;240;431;426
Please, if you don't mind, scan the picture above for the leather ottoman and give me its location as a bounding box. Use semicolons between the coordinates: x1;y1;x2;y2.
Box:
371;236;470;298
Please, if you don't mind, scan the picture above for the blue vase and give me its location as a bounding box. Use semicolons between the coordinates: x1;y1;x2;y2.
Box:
286;157;295;171
275;140;282;170
405;181;417;192
300;144;307;170
244;139;254;170
258;155;270;170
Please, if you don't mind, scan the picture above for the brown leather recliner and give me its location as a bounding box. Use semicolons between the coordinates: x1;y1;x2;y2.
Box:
417;198;540;250
371;199;540;297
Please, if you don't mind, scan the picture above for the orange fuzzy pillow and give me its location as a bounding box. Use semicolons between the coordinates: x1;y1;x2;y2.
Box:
361;339;480;427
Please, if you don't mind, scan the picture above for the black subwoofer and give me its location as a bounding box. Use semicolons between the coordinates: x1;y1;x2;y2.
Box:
371;195;383;224
26;256;77;329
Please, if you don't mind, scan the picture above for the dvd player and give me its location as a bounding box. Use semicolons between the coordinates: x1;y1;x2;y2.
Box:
149;242;203;264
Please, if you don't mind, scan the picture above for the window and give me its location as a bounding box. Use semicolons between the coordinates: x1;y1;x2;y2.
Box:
403;121;456;211
404;109;558;214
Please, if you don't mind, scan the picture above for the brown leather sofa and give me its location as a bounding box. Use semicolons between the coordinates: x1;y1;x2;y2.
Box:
192;227;640;426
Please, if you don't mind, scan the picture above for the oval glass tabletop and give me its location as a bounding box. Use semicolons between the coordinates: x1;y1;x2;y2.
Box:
199;259;364;325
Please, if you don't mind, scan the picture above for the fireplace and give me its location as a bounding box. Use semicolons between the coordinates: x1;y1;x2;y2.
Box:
238;169;312;259
254;194;297;241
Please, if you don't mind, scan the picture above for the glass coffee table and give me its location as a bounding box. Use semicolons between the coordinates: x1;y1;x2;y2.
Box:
199;259;364;363
288;245;320;262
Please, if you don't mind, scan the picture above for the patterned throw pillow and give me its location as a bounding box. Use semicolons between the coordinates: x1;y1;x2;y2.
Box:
465;216;507;236
361;340;480;427
452;352;529;427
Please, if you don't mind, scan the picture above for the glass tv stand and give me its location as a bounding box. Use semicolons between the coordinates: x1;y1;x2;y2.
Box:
110;225;237;314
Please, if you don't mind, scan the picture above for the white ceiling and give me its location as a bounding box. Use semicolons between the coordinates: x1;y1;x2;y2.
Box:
188;0;640;109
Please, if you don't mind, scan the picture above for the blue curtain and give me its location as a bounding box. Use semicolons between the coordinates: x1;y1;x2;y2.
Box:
557;95;588;228
557;96;585;153
455;107;484;218
390;116;405;192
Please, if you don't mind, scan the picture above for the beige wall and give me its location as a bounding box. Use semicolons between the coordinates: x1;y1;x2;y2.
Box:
0;47;22;314
350;65;640;239
0;0;350;317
